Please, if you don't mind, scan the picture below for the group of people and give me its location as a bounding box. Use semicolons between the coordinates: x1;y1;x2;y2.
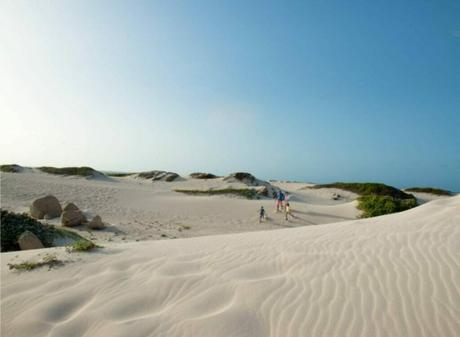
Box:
259;190;293;223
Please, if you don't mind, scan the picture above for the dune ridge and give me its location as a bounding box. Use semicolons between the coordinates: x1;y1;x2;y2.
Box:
1;196;459;337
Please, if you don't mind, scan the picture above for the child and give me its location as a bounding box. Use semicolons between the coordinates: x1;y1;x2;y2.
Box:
259;206;266;223
285;202;292;221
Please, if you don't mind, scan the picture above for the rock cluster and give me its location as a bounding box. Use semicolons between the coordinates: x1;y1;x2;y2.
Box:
29;196;106;230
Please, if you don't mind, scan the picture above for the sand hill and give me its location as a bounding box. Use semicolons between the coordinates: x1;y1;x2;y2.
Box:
1;195;459;337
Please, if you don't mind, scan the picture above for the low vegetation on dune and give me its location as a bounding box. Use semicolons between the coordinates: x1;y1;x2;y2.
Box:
107;172;135;177
39;166;101;177
175;188;258;199
1;210;56;252
357;195;418;218
0;164;23;173
405;187;452;196
311;182;414;199
67;240;100;252
190;172;219;179
138;170;180;182
1;210;95;252
311;182;418;217
8;254;63;271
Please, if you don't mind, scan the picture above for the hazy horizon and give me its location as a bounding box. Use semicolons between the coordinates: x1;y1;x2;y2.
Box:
1;1;459;191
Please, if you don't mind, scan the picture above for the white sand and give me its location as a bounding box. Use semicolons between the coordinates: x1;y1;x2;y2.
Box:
1;191;459;336
0;171;359;243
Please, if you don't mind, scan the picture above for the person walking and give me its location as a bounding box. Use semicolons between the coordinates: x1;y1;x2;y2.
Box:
259;206;266;223
276;190;285;212
285;202;292;221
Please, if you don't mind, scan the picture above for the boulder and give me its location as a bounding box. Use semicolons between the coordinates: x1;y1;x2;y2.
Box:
18;231;44;250
63;202;79;211
61;209;86;227
88;215;105;230
30;195;62;219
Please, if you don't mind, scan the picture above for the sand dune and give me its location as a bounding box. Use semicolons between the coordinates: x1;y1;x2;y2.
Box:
0;171;359;243
2;196;459;337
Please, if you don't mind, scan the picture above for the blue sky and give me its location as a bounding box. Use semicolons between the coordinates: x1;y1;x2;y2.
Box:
1;0;459;191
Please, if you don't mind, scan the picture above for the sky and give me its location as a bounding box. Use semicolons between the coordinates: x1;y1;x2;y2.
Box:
1;0;459;191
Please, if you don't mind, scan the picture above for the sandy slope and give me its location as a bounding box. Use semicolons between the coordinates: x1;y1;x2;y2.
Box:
1;171;359;243
1;196;459;337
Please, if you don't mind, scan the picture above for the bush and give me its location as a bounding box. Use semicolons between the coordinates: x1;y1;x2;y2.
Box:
311;182;414;199
190;172;218;179
107;172;134;177
405;187;452;196
175;188;257;199
0;164;22;173
357;195;418;218
1;210;56;252
67;240;99;252
39;166;98;177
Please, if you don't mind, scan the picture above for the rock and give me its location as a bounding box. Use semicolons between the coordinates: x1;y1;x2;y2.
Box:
18;231;44;250
63;202;79;211
30;195;62;219
88;215;105;230
61;209;86;227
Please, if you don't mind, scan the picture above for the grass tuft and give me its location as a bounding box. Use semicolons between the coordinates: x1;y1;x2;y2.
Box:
8;254;63;271
67;240;100;252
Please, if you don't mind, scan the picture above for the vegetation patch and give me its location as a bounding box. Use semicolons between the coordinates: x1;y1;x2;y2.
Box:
1;210;56;252
175;188;258;199
67;240;100;252
311;182;415;199
0;164;23;173
190;172;219;179
107;172;135;177
39;166;100;177
357;195;418;218
405;187;452;196
8;254;63;271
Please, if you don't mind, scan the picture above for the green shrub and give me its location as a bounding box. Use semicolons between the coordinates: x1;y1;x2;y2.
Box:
0;164;22;173
357;195;418;218
311;182;414;199
39;166;98;177
175;188;257;199
405;187;452;196
107;172;134;177
67;240;100;252
1;210;56;252
190;172;219;179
